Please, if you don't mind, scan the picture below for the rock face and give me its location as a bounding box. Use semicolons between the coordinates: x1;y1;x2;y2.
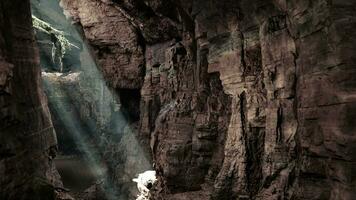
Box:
1;0;356;200
0;0;66;199
60;0;145;89
58;0;356;199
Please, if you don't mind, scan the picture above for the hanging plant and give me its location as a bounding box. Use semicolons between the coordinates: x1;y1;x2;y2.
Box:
32;15;79;57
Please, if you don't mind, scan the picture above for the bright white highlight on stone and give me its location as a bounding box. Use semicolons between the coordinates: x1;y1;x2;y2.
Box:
133;170;157;200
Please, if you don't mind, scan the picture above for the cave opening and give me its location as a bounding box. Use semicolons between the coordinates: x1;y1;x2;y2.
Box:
30;0;151;199
118;89;141;122
32;0;113;197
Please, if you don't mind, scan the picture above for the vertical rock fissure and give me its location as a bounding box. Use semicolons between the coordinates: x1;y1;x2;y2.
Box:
276;106;283;143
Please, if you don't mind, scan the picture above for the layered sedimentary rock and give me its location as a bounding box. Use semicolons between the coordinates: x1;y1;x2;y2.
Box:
58;0;356;199
56;0;355;199
2;0;354;199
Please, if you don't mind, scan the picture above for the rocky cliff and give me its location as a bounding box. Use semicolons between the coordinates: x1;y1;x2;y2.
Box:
1;0;356;199
0;0;67;199
57;0;356;199
62;0;355;199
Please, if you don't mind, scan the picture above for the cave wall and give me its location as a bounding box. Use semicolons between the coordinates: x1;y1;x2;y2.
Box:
57;0;356;199
60;0;146;89
0;0;64;199
1;0;353;199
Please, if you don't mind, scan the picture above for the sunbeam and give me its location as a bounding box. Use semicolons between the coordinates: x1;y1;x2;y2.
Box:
31;0;152;199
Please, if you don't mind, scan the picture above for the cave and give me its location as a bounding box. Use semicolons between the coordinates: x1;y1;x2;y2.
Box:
1;0;356;200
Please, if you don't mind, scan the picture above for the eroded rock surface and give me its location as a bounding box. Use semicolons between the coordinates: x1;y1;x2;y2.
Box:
59;0;356;199
60;0;145;89
2;0;356;199
0;0;68;199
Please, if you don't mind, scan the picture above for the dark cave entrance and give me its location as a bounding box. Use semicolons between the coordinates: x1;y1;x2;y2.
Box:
118;89;141;122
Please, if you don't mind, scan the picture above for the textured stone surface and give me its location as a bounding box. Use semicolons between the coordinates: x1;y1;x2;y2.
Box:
60;0;145;89
1;0;356;199
59;0;356;199
127;0;356;199
0;0;66;199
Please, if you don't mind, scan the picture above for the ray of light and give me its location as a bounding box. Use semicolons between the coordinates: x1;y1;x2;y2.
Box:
31;0;152;199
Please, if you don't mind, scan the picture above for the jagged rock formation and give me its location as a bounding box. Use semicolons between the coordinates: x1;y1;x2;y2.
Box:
0;0;70;199
1;0;356;200
60;0;146;89
58;0;356;199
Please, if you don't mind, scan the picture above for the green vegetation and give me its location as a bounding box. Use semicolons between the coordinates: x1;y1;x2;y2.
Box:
32;15;79;56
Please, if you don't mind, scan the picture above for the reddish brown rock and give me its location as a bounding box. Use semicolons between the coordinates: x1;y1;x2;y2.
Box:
59;0;356;199
135;0;356;199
